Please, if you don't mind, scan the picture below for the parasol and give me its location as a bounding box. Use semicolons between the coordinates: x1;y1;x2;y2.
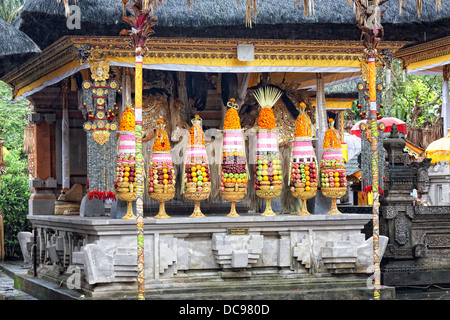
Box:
351;117;407;138
425;128;450;163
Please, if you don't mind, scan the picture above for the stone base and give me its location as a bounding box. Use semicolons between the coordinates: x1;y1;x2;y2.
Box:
27;214;388;299
29;190;56;215
110;199;136;219
79;196;105;217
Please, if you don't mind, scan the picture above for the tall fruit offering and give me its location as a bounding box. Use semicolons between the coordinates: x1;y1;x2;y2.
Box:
253;86;283;216
320;118;347;215
290;102;318;215
220;99;248;217
148;120;175;218
116;106;137;219
183;115;211;217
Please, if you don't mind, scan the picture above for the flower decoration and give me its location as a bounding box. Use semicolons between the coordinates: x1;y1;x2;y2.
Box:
153;120;171;152
324;118;342;149
224;98;241;130
189;115;205;145
119;106;135;131
258;107;277;129
253;86;281;130
294;102;312;137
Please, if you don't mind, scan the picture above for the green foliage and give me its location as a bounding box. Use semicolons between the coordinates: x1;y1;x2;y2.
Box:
0;81;30;156
0;152;31;258
0;81;31;259
381;59;442;128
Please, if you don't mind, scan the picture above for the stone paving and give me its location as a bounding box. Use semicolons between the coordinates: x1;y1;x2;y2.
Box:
0;263;37;300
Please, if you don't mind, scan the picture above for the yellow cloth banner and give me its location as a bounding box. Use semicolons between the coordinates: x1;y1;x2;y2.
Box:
407;53;450;71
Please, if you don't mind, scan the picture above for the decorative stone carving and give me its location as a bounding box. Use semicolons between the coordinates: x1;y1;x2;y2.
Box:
212;233;263;269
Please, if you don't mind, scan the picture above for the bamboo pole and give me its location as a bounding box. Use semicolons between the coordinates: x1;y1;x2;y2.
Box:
135;54;145;300
368;55;381;300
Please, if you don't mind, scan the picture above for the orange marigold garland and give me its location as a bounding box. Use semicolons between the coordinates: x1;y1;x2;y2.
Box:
253;86;282;130
153;120;171;152
258;107;277;129
224;98;241;130
294;102;312;137
189;115;205;145
324;118;342;149
119;106;135;131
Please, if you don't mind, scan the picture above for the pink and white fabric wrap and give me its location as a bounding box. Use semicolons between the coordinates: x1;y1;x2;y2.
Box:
119;131;135;156
151;152;173;165
223;129;244;152
185;145;208;164
257;131;278;152
292;139;315;159
322;148;344;161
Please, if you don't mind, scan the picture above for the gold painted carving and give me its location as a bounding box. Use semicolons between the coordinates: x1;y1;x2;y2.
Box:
92;130;111;146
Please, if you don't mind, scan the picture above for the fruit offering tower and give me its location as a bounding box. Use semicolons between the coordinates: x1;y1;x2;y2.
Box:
148;120;175;219
116;106;137;219
320;118;347;215
220;98;248;217
253;86;283;216
290;102;318;215
183;115;211;217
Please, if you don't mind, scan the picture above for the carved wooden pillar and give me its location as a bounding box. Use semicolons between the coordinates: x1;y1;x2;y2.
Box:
29;112;57;215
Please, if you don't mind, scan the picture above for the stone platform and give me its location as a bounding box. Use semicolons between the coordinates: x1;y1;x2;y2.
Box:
26;213;392;299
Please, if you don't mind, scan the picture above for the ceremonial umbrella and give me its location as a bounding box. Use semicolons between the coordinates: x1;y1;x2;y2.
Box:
351;117;407;138
425;128;450;163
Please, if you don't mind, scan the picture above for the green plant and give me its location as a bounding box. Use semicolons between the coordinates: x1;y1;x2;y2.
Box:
381;59;442;127
0;151;31;259
0;81;31;259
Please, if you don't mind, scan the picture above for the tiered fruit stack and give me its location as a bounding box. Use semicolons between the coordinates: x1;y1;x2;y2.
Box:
289;102;318;215
116;107;137;219
148;120;175;218
220;98;248;217
254;154;282;191
320;118;347;215
184;115;210;217
117;153;136;184
253;86;283;216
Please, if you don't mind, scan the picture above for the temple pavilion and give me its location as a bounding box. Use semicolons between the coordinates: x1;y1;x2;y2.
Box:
0;0;448;300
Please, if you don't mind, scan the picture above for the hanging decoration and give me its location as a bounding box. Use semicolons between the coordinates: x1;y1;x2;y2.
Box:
121;0;159;301
82;58;118;202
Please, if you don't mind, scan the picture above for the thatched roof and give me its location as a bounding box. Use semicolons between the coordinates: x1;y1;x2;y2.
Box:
152;0;450;41
155;0;448;26
0;18;41;78
13;0;128;49
324;79;360;99
10;0;450;51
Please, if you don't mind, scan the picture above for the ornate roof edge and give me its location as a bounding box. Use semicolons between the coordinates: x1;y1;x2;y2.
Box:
394;35;450;67
2;35;408;99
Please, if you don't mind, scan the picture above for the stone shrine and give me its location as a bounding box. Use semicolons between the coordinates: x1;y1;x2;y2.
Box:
380;126;450;287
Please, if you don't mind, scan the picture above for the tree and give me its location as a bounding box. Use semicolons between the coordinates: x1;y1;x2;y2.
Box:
381;59;442;128
0;80;31;259
0;81;30;155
